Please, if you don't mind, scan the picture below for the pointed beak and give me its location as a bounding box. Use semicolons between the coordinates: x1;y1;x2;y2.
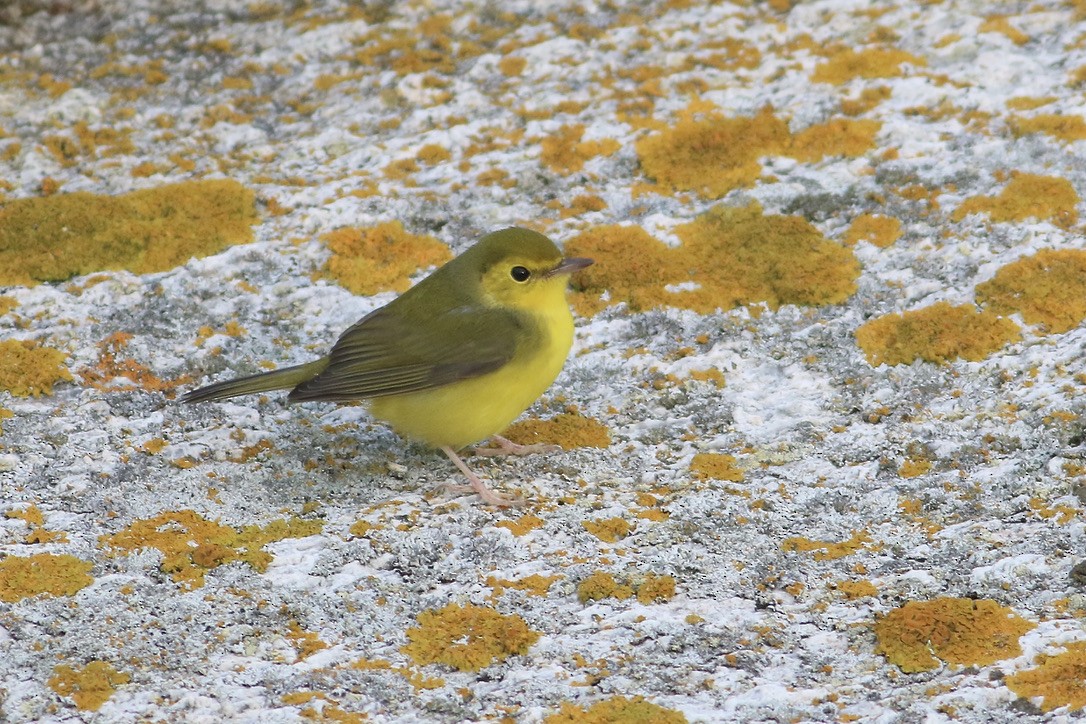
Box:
546;256;594;278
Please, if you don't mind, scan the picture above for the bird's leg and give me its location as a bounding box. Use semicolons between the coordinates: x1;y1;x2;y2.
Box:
469;434;562;457
440;446;525;507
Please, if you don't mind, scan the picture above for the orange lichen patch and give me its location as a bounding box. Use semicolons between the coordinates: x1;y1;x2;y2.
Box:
979;15;1030;45
0;180;257;285
789;119;881;162
1006;96;1057;111
844;213;902;248
559;193;607;219
874;597;1035;673
401;603;539;672
811;47;927;84
951;173;1079;228
0;552;93;602
636;106;790;198
1005;640;1086;713
320;221;451;295
350;659;445;692
690;453;744;482
855;302;1020;366
566;205;858;315
1029;497;1078;525
495;513;545;536
582;518;633;543
782;530;872;560
1007;114;1086;143
498;56;527;76
101;510;323;590
636;573;676;604
415;143;451;165
502;411;611;450
577;571;634;604
975;250;1086;334
48;661;130;712
545;696;687;724
898;458;931;478
487;573;561;600
78;332;182;393
285;621;328;660
539;124;620;175
41;122;135;166
841;85;893;116
836;580;878;600
0;340;73;397
7;504;67;544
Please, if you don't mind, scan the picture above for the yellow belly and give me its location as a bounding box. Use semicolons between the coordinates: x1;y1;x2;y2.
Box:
368;307;574;450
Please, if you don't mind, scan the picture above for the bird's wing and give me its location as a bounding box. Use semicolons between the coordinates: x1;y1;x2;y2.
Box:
287;304;525;402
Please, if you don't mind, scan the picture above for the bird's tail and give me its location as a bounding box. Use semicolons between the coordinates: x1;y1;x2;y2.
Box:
181;358;329;403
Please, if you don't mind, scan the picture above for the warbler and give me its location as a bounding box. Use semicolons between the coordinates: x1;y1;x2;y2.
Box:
182;227;593;506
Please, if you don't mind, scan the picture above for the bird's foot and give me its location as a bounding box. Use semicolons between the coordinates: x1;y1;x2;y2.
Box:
440;445;527;508
470;434;562;457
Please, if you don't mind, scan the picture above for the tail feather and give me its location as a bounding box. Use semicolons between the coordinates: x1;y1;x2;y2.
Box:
181;358;329;403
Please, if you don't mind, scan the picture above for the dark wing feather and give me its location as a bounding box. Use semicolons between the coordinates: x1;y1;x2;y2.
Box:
287;303;523;402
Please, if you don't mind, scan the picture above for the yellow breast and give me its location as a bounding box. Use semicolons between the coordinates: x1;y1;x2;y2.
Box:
369;297;575;450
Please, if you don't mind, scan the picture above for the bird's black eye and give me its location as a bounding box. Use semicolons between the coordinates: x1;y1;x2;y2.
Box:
510;265;531;282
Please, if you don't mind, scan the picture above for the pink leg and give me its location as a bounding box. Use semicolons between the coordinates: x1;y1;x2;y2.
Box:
440;446;525;508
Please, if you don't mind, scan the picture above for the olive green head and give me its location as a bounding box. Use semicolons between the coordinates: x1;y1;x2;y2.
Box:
451;227;593;311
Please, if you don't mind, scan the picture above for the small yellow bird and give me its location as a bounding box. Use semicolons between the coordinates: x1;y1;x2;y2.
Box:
182;227;593;506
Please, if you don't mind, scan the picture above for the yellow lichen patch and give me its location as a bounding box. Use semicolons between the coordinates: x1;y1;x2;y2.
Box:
975;250;1086;334
0;340;73;397
48;661;130;712
583;517;633;543
78;332;181;393
898;458;931;478
350;659;445;692
951;173;1079;228
7;504;67;544
636;573;676;604
545;695;687;724
844;213;902;248
401;603;539;672
487;573;561;600
566;204;858;315
855;302;1020;366
502;411;611;450
789;118;881;162
0;552;93;602
101;510;323;590
321;221;451;295
1008;114;1086;143
874;597;1035;673
690;453;744;482
577;571;634;604
979;15;1030;45
495;513;545;536
0;180;257;285
1029;497;1078;525
0;295;16;315
836;580;878;600
1005;640;1086;713
0;407;11;435
285;621;328;660
636;106;789;198
781;530;872;560
811;47;927;84
540;124;620;175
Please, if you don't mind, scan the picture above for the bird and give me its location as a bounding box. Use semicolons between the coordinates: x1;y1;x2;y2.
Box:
181;227;593;507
